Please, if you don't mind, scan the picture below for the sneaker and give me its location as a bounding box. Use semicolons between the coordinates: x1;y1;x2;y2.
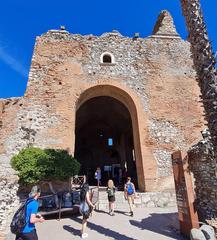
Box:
130;211;133;217
81;233;88;239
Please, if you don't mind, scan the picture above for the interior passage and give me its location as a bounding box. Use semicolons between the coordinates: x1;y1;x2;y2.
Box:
74;96;138;187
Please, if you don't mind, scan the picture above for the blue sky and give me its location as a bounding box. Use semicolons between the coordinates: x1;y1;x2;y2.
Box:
0;0;216;98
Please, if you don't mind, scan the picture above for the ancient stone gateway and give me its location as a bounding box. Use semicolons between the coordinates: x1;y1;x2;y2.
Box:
75;84;148;190
0;9;209;238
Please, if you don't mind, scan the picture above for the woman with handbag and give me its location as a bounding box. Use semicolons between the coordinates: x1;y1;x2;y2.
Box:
79;183;95;239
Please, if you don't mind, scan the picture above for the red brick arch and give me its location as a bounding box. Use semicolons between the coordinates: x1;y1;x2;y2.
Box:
75;83;157;191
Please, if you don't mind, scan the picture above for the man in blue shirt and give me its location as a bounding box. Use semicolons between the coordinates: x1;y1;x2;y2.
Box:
16;185;45;240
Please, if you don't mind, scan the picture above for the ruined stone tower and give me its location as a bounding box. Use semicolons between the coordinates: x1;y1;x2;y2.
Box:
0;9;207;238
0;10;205;191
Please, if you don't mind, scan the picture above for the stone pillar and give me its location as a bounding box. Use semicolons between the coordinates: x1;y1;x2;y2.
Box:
188;132;217;229
180;0;217;230
180;0;217;153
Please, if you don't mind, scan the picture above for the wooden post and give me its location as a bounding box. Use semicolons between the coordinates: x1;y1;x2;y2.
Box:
171;151;199;237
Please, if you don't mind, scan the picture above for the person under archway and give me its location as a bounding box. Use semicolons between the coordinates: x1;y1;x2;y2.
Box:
94;167;101;187
124;177;136;217
107;179;116;216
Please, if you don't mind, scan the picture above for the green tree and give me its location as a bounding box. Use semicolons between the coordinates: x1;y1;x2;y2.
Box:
11;147;80;185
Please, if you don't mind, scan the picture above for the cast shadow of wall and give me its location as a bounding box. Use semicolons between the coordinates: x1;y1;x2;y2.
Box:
63;216;137;240
129;212;186;240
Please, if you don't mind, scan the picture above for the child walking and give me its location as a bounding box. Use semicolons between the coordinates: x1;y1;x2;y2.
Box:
107;179;116;216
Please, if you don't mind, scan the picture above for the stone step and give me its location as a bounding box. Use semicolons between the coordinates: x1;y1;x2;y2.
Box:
97;190;177;211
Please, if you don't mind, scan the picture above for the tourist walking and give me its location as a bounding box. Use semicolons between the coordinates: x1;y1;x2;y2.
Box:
79;183;95;239
106;179;116;216
124;177;136;217
15;185;45;240
94;167;101;187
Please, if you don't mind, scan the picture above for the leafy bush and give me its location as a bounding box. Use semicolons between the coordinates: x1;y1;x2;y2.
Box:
11;147;80;185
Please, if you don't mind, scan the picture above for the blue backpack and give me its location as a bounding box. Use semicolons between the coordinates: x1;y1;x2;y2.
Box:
126;183;134;195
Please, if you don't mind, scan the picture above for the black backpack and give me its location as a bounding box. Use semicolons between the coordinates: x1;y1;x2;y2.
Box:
10;198;33;235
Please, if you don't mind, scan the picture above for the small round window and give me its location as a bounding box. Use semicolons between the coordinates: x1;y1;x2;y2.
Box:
100;52;115;64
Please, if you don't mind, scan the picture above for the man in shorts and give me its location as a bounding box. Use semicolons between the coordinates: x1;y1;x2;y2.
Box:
124;177;136;217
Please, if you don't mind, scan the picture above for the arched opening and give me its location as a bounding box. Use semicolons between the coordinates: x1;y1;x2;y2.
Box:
103;54;112;63
74;96;138;188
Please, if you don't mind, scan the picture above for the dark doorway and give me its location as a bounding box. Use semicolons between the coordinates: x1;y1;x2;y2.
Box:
74;96;137;187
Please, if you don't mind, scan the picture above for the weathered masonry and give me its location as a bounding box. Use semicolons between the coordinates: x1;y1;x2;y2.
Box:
0;10;207;238
0;10;205;191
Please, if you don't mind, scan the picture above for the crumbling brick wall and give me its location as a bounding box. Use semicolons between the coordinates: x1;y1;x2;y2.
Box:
0;10;205;191
0;8;207;238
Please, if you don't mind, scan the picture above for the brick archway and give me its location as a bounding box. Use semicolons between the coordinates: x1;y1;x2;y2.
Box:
75;83;157;191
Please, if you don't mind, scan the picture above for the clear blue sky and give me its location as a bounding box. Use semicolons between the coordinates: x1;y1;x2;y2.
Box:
0;0;216;98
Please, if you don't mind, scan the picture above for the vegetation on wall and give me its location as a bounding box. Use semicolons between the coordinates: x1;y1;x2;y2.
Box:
11;147;80;185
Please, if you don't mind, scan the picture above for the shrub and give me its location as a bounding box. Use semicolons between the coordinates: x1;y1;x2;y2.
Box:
11;147;80;185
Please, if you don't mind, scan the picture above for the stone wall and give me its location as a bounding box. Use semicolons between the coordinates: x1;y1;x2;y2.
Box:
180;0;217;230
21;13;204;189
0;98;22;176
98;191;176;211
0;176;19;240
181;0;217;153
153;10;180;37
0;10;205;190
188;134;217;229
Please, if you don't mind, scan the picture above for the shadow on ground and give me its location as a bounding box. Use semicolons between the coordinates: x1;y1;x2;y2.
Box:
114;210;132;216
63;216;137;240
63;225;81;237
94;209;130;216
129;212;186;239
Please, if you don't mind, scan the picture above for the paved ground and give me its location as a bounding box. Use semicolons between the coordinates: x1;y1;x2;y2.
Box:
37;207;186;240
